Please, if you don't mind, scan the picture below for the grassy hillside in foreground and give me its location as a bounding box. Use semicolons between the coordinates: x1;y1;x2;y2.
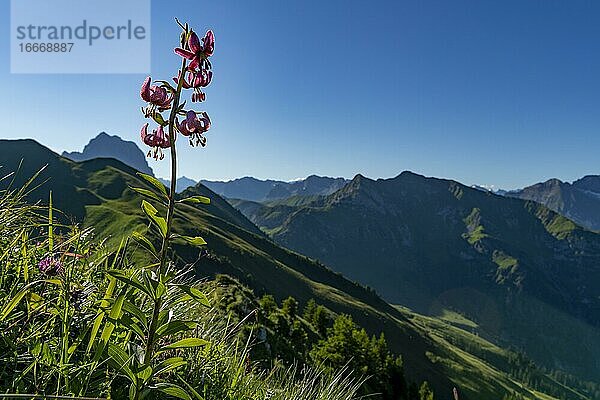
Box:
0;139;595;399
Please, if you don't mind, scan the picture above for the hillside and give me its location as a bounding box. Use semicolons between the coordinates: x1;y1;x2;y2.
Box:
239;171;600;382
1;140;597;399
509;176;600;231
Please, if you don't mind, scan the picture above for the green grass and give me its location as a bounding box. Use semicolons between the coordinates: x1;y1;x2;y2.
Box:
434;308;479;330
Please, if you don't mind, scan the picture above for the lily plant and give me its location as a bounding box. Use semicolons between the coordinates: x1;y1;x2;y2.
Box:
93;19;217;399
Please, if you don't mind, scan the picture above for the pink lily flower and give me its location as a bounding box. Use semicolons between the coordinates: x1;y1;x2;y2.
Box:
173;69;212;102
174;69;212;89
176;110;211;146
174;30;215;70
140;77;173;110
140;123;174;160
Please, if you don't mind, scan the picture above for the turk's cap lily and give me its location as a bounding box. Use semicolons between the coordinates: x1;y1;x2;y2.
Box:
141;123;174;159
174;69;212;89
177;110;210;136
175;30;215;70
176;110;211;147
141;77;173;109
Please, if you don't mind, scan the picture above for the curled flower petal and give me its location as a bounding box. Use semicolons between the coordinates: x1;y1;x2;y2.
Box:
202;30;215;57
188;31;202;54
140;76;151;102
140;123;149;142
174;48;195;59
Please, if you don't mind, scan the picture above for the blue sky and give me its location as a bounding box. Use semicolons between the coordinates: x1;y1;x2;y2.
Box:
1;0;599;189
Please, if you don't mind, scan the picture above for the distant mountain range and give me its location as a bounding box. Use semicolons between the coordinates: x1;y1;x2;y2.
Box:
509;176;600;231
233;171;600;382
201;175;348;202
158;176;198;193
62;135;600;234
62;132;154;176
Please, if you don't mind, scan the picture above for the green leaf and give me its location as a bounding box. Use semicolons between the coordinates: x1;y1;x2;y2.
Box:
154;357;187;377
155;281;166;299
178;196;210;205
0;280;47;321
177;377;205;400
108;270;154;299
152;112;169;127
162;338;209;350
129;384;137;400
156;320;198;338
99;294;125;344
131;231;157;256
135;365;152;383
175;285;210;307
119;315;145;341
87;312;105;354
141;200;167;238
87;277;117;353
131;187;165;203
141;272;166;300
138;173;168;196
107;343;136;384
0;287;29;321
141;199;158;215
155;383;191;400
180;236;207;247
122;300;148;328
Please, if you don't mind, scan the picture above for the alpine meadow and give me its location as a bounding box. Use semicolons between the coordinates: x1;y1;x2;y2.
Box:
1;2;600;400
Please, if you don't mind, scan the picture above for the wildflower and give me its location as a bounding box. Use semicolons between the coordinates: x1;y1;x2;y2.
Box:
173;69;212;102
140;77;173;112
176;110;211;146
140;123;174;160
174;30;214;70
38;257;63;276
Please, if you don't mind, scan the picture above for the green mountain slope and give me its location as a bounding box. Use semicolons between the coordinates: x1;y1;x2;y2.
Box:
0;140;595;399
240;171;600;382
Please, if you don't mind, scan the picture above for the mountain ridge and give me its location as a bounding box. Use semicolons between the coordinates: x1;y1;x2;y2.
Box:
201;175;348;202
236;170;600;381
510;175;600;231
62;132;154;176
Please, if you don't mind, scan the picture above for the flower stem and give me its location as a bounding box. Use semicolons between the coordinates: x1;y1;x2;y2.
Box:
137;33;188;399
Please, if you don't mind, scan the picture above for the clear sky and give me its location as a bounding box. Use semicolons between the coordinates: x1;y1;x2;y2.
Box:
1;0;599;189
